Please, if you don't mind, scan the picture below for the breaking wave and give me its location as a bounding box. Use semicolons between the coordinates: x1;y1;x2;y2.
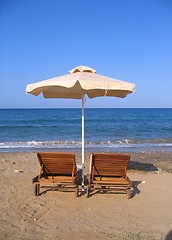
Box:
0;139;172;153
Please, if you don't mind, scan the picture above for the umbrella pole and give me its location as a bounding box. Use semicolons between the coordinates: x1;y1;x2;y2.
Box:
81;93;85;189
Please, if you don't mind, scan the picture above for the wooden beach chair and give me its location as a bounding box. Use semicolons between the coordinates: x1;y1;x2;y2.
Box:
87;153;132;198
32;152;82;197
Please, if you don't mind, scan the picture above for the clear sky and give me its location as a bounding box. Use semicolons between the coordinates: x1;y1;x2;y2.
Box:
1;0;172;108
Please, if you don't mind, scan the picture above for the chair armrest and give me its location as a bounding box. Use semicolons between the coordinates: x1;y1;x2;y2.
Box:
32;175;39;183
87;154;93;185
127;176;132;187
73;169;82;184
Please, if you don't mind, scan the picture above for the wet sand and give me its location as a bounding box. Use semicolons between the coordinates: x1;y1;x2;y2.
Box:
0;152;172;240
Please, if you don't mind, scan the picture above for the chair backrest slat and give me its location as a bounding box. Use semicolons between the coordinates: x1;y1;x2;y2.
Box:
37;152;76;176
91;153;130;177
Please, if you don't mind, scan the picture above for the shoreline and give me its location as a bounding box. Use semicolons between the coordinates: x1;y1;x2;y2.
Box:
1;151;172;239
1;142;172;154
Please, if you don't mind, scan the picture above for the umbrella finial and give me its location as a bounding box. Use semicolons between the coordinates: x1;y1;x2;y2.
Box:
69;65;96;74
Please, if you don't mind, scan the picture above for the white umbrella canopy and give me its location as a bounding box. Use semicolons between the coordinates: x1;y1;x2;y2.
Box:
26;65;135;187
26;65;135;99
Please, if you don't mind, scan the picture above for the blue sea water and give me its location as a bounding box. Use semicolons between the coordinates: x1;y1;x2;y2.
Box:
0;108;172;153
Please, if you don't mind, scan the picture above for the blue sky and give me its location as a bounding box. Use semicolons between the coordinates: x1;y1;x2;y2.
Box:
1;0;172;108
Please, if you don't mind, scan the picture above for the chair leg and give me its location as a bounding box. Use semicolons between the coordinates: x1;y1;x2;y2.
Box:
75;185;79;197
34;183;40;196
86;186;90;198
127;188;131;199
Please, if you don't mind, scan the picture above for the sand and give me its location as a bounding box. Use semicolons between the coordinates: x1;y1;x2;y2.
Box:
0;152;172;240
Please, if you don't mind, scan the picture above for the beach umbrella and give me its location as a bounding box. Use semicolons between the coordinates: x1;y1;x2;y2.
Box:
26;65;135;187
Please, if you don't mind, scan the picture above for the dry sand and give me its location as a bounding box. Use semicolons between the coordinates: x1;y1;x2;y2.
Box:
0;152;172;240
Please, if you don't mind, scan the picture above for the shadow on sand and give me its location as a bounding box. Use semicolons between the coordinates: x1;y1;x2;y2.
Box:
129;161;158;172
165;230;172;240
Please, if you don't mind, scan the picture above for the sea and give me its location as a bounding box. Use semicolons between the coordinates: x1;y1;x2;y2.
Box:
0;108;172;153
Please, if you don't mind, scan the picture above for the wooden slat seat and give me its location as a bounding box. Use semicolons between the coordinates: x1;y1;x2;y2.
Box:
87;153;132;198
32;152;81;197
